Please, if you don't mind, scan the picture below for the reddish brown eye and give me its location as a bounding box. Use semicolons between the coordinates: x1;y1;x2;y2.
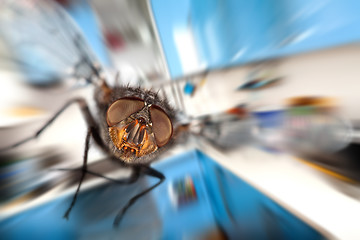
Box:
150;105;173;147
107;98;144;126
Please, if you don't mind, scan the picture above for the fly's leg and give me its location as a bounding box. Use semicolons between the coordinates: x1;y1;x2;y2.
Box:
55;167;141;185
62;126;132;219
113;166;165;228
61;127;141;220
0;98;100;151
0;97;113;219
63;127;92;220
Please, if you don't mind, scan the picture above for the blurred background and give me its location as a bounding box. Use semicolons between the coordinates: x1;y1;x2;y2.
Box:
1;0;360;239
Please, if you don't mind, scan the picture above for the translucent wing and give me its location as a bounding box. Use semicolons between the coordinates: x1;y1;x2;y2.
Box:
0;0;101;85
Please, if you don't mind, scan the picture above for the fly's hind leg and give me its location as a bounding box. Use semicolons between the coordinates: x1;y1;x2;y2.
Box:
56;167;141;185
113;166;165;228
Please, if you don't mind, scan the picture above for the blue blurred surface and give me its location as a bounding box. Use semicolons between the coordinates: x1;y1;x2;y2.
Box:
67;0;111;68
149;150;218;239
151;0;360;78
0;149;325;239
20;0;110;85
197;150;324;239
150;0;191;78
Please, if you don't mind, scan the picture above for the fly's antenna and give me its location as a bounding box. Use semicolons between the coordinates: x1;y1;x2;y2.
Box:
114;71;120;87
155;88;161;99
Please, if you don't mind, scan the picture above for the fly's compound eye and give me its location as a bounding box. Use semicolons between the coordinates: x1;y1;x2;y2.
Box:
150;105;173;147
107;98;144;126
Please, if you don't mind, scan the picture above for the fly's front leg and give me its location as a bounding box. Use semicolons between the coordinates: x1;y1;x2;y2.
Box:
0;97;108;219
63;127;92;220
0;98;103;151
62;128;142;220
60;125;141;220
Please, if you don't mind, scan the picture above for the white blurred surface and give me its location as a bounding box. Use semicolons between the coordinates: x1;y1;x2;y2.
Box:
202;142;360;239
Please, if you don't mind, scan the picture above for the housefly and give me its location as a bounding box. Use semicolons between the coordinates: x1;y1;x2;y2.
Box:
0;0;180;227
